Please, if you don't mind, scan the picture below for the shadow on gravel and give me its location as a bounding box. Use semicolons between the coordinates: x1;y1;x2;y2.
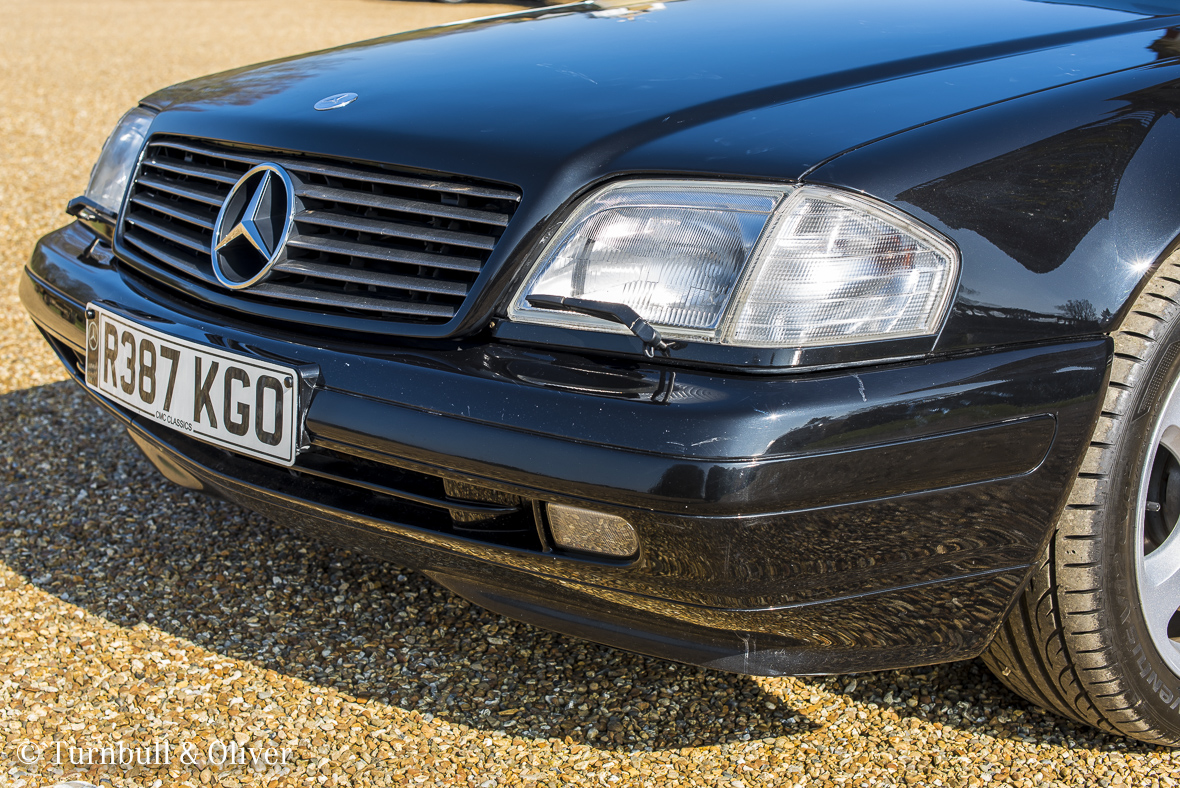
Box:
809;661;1167;755
0;381;818;750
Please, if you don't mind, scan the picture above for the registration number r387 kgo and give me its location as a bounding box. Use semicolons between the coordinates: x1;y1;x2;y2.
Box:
84;304;300;465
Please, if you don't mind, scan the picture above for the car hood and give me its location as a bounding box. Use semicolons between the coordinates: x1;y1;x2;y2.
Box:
144;0;1179;212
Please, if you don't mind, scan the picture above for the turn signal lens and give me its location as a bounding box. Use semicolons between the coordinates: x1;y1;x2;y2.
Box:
724;187;958;346
547;504;638;558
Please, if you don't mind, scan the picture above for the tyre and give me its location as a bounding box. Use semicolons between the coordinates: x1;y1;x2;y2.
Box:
983;251;1180;745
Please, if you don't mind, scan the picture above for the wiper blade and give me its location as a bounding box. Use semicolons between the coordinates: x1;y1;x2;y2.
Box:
525;294;672;357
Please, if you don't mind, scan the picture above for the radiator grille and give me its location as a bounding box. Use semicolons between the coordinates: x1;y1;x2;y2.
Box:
118;137;520;327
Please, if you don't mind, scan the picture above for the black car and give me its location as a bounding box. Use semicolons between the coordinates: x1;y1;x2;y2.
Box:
22;0;1180;745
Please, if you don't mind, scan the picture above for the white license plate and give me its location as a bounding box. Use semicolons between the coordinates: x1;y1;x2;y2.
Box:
84;304;300;466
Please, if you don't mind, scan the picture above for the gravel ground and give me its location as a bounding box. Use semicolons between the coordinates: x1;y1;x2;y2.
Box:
3;1;1180;786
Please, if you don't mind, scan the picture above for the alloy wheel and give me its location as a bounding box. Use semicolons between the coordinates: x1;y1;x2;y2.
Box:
1137;374;1180;675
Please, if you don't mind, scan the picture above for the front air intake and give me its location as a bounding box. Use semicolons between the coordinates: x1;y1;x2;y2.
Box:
117;136;520;331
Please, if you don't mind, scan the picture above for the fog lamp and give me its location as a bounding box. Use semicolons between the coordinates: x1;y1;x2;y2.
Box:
547;504;638;558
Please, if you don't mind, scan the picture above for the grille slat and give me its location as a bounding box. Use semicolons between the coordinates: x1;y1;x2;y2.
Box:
148;139;521;201
295;210;497;251
136;173;226;207
124;233;219;284
248;282;456;318
296;183;511;227
285;234;483;274
125;214;212;255
147;139;259;167
273;259;470;296
129;194;215;231
143;156;241;186
119;136;520;329
280;158;522;201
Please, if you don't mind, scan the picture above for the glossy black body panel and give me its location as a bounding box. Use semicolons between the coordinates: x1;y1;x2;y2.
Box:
24;0;1180;673
123;0;1180;364
22;222;1111;672
812;61;1180;353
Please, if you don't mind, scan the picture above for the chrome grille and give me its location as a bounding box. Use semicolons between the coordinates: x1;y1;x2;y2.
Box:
118;137;520;326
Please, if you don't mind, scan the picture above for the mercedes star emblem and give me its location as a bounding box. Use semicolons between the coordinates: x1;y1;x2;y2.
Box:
211;163;297;290
313;92;359;111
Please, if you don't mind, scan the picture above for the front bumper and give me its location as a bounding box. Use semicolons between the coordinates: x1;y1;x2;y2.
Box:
21;222;1112;675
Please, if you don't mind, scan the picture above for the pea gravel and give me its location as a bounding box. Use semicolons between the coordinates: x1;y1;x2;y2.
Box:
3;1;1180;786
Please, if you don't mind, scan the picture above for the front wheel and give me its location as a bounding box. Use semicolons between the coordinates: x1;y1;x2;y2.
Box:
984;253;1180;745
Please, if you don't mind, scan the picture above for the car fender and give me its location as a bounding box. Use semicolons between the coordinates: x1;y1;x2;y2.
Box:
807;58;1180;353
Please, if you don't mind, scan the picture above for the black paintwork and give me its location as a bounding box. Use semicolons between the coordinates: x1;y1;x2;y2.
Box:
814;62;1180;353
134;0;1180;361
22;221;1109;672
20;0;1180;672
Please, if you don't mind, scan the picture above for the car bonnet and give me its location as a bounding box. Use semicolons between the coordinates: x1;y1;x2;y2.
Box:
141;0;1180;221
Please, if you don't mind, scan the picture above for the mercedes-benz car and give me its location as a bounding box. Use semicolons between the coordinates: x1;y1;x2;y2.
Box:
22;0;1180;744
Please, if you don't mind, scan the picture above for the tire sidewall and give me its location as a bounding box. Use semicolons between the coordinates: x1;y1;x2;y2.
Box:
1105;323;1180;741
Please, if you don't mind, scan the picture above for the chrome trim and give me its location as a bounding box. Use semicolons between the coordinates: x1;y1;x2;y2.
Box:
211;163;299;291
313;92;359;111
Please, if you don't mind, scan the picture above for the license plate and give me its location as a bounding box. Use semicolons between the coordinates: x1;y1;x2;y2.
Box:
84;304;300;466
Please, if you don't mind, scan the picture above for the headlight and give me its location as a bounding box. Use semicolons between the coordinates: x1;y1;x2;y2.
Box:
510;181;959;349
84;107;156;216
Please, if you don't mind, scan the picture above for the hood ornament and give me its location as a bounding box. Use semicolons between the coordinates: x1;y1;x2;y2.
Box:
314;92;358;111
211;163;297;290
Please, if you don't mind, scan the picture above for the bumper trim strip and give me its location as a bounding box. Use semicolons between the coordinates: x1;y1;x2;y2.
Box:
290;461;519;516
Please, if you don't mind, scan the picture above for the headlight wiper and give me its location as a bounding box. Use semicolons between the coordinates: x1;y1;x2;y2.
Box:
525;294;672;358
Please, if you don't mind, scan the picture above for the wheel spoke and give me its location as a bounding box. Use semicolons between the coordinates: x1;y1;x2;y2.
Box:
1161;383;1180;430
1160;426;1180;465
1143;527;1180;634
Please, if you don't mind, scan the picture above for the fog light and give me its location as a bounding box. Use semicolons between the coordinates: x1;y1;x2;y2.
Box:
547;504;638;558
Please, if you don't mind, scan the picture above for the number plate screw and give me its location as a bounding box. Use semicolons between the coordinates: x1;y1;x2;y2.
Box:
284;376;294;389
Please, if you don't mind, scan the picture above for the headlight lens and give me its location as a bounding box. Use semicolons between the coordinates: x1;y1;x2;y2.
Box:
84;107;156;215
513;182;785;338
511;181;959;349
